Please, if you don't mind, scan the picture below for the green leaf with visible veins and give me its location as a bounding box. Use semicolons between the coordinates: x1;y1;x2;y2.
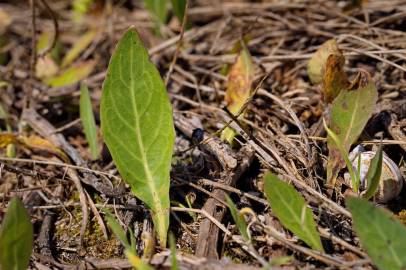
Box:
327;71;377;187
0;197;33;270
347;197;406;270
264;173;324;251
101;28;175;247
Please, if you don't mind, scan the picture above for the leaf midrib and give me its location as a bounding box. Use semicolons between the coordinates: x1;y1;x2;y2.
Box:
126;37;163;219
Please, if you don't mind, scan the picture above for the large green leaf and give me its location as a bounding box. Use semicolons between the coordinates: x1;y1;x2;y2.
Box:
80;84;99;160
327;72;377;186
100;28;174;247
264;173;324;251
0;197;33;270
347;197;406;270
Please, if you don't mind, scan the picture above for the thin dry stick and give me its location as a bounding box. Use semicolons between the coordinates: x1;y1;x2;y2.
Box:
85;191;108;240
198;178;269;205
52;118;81;134
339;34;406;61
349;47;406;73
287;135;406;145
165;0;189;86
318;227;367;258
258;89;312;163
0;157;121;180
261;223;359;268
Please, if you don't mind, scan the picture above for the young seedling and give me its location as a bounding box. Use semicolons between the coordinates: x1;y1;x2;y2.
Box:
101;28;175;247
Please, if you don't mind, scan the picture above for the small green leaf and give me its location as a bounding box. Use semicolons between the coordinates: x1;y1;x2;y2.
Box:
226;195;250;242
101;28;174;247
45;60;95;87
61;30;98;68
263;173;324;251
346;197;406;270
80;84;99;160
144;0;168;24
326;71;377;187
171;0;186;23
169;233;179;270
0;197;34;270
362;145;383;200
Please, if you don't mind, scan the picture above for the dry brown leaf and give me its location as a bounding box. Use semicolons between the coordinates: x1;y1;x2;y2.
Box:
18;135;69;162
221;44;254;143
225;47;254;114
307;39;342;85
322;54;349;103
0;133;17;148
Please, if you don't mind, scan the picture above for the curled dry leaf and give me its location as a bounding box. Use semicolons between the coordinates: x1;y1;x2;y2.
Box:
0;133;17;148
19;135;70;162
0;133;68;162
308;39;349;103
307;39;342;84
323;54;349;103
221;44;254;143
